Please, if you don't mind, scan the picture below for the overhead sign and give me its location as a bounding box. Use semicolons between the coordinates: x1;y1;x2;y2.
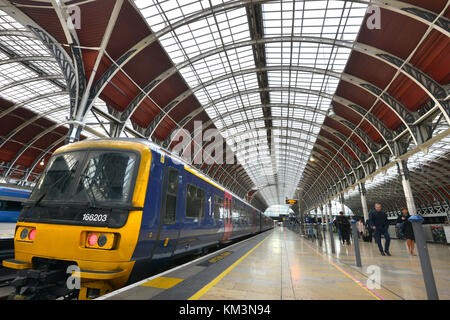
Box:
285;199;298;205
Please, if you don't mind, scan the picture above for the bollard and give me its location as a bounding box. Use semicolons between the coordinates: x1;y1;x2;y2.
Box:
409;215;439;300
316;223;322;247
328;222;336;254
350;220;362;267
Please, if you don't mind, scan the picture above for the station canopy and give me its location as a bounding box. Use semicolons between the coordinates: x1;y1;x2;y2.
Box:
0;0;449;213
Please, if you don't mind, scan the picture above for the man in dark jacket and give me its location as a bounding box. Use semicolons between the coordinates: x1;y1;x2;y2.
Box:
369;203;391;256
336;212;351;245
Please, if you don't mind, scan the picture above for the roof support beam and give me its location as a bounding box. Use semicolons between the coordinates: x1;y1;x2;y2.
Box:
0;106;68;149
4;121;70;177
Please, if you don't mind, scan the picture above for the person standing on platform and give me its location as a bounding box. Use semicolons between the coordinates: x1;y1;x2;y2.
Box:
369;203;391;256
337;212;351;245
356;219;364;238
397;207;416;256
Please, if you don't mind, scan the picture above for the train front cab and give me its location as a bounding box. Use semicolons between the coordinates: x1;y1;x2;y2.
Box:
2;140;152;300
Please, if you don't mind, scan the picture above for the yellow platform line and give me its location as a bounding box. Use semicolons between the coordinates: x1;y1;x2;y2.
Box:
188;231;273;300
140;276;184;289
300;235;383;300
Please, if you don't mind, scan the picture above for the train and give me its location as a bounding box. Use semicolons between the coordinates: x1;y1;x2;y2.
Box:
0;186;31;223
2;138;273;300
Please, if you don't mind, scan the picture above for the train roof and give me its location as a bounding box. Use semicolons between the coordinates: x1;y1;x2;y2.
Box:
54;138;265;215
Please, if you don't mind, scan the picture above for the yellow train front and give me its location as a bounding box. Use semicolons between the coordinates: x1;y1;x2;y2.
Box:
3;139;272;299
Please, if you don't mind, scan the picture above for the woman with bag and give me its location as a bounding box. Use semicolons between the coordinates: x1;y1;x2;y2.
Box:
398;208;416;256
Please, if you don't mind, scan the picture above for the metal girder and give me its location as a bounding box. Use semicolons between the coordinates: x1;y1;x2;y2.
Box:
363;0;450;38
155;85;332;139
231;132;316;151
223;126;316;148
73;0;124;123
0;91;69;120
22;135;67;182
313;144;349;179
0;55;55;66
4;121;70;177
0;75;64;92
340;73;422;144
333;95;398;153
305;157;341;189
303;148;347;192
177;115;322;146
301;168;334;199
311;151;345;182
328;114;388;167
0;105;68;149
156;67;422;140
82;0;272;125
141;32;450;138
321;125;369;166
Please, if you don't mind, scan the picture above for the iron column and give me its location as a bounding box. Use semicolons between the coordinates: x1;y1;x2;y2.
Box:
397;159;439;300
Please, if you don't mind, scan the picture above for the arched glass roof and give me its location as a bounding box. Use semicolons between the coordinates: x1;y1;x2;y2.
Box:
133;0;368;205
0;0;448;213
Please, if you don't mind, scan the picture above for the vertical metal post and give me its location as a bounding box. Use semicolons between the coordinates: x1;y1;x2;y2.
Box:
339;194;346;214
317;206;323;247
397;159;439;300
350;219;362;267
358;182;369;222
328;201;336;254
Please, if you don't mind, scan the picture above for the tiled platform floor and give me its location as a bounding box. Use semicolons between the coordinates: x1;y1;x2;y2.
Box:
198;226;450;300
0;223;15;239
102;226;450;300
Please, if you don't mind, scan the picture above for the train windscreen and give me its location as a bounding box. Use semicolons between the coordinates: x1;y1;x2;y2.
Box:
19;149;139;227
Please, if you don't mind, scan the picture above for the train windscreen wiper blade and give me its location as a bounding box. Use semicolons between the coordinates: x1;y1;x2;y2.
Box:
30;168;77;207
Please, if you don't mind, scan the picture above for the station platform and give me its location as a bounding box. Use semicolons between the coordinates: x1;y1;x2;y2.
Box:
99;226;450;300
0;223;15;240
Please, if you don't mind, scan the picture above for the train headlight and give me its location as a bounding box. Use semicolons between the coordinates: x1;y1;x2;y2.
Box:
85;232;116;250
20;228;28;239
16;227;36;242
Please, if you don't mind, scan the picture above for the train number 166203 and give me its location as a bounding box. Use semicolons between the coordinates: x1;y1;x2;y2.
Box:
82;213;107;222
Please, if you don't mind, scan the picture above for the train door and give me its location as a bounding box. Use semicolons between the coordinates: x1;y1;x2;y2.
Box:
153;157;182;262
222;192;233;242
252;208;258;234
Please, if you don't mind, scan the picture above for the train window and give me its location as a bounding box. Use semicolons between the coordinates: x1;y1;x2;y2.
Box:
186;184;204;218
164;168;179;224
0;200;22;211
213;196;223;220
31;152;83;201
74;151;137;203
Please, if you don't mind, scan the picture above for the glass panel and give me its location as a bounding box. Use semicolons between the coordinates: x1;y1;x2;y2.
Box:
186;184;205;218
30;152;83;201
73;152;137;204
164;168;179;224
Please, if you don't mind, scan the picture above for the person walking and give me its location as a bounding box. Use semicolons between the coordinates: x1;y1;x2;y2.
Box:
334;217;342;242
365;219;373;242
356;219;364;238
397;207;416;256
337;212;351;245
369;203;391;256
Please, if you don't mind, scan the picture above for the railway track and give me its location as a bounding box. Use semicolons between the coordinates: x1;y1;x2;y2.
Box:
0;239;16;299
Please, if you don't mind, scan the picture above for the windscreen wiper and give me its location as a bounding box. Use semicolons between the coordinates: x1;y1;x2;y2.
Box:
29;168;76;207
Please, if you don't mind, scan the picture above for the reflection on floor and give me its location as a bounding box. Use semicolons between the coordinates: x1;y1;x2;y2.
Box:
198;226;450;300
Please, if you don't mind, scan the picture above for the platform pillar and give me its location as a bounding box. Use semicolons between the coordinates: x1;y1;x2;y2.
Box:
358;182;369;223
339;194;345;214
327;201;336;254
317;206;323;247
397;159;439;300
350;219;362;267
